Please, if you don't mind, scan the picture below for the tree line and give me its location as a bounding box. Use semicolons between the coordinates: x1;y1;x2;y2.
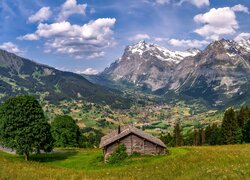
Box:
160;107;250;147
0;95;103;160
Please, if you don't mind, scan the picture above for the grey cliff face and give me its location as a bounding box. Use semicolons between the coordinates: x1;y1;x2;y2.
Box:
102;38;250;106
167;39;250;106
102;41;199;90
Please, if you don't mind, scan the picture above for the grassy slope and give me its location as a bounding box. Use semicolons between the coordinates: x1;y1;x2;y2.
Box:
1;145;250;179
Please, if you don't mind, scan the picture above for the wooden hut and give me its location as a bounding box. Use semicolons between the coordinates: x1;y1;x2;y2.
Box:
99;125;166;161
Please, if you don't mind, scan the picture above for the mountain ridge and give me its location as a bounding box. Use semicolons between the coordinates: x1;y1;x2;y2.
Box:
101;41;200;91
0;49;131;109
101;38;250;108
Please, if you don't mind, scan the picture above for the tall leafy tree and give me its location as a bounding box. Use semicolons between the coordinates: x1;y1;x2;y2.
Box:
221;108;239;144
51;115;82;147
0;95;54;160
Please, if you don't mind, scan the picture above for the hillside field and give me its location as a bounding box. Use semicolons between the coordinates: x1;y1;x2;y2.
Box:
0;144;250;179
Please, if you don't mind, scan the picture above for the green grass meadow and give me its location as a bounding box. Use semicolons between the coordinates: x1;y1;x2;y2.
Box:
1;144;250;179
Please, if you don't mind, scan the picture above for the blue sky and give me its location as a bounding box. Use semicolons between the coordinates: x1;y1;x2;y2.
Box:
0;0;250;74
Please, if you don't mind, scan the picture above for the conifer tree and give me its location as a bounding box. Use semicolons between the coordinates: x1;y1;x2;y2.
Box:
205;125;212;144
243;118;250;143
173;123;183;147
237;106;249;128
160;133;174;147
201;128;206;145
193;129;199;146
221;108;239;144
209;124;221;145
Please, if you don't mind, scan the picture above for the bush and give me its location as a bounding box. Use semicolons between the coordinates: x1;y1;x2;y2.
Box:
130;152;141;157
108;144;128;164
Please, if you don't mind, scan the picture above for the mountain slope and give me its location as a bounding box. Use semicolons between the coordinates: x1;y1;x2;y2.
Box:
0;49;131;108
164;39;250;107
100;38;250;108
102;41;200;91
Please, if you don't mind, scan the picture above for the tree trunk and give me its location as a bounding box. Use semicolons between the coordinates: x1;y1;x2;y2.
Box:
24;152;29;161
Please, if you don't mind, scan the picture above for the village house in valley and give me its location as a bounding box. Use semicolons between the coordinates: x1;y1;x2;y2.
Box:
99;125;166;160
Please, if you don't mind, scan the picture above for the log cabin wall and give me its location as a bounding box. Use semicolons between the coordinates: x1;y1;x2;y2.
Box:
104;133;165;160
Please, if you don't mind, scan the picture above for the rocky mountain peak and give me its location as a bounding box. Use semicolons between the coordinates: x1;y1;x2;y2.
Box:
125;41;199;64
237;38;250;52
102;41;201;90
186;48;202;55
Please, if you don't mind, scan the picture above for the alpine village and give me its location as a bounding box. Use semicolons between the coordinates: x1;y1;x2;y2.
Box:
1;0;250;179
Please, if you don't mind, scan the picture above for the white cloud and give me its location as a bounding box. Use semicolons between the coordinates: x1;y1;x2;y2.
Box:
193;5;249;40
20;18;116;59
179;0;209;8
57;0;87;21
76;68;99;75
193;4;249;40
168;39;209;48
28;7;52;23
234;32;250;41
154;37;169;42
129;33;150;42
143;0;170;5
231;4;249;13
18;34;39;41
0;42;24;54
87;51;105;59
155;0;170;5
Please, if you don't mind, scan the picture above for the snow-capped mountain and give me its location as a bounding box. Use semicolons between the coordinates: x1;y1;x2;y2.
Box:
165;39;250;106
237;37;250;52
102;41;200;90
101;38;250;107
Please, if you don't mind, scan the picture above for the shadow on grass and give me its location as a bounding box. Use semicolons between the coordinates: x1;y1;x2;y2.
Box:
30;152;78;163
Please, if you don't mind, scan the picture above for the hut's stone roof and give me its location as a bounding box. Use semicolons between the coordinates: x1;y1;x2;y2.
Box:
99;125;166;148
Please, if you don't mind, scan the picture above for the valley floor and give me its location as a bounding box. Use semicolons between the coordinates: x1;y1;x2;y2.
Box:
0;144;250;179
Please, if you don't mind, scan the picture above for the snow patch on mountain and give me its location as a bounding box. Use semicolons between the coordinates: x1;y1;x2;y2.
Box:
127;41;200;64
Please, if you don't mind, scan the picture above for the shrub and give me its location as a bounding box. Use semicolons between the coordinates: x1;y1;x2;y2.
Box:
130;152;141;157
108;144;128;164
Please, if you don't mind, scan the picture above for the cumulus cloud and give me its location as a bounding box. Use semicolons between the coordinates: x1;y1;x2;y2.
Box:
129;34;150;42
179;0;209;8
20;18;116;59
168;39;209;48
18;33;39;41
57;0;87;21
231;4;249;13
0;42;24;54
193;5;249;40
28;7;52;23
76;68;99;75
234;33;250;41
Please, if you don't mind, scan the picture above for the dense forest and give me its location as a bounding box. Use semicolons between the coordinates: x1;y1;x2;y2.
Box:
161;107;250;147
